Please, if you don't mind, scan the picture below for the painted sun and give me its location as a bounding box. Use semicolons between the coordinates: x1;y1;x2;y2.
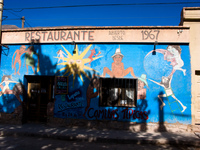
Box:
55;44;102;86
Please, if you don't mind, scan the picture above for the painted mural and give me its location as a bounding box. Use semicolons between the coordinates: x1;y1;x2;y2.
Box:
0;75;23;113
0;44;191;124
102;48;136;78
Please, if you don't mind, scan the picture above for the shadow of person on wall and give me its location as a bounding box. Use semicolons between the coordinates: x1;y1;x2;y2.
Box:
136;98;150;132
157;91;167;132
21;39;58;123
33;40;57;76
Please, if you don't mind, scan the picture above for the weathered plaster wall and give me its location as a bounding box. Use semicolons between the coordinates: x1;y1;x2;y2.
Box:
181;7;200;125
2;27;189;44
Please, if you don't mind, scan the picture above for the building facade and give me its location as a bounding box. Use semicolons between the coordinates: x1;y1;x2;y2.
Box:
0;7;199;131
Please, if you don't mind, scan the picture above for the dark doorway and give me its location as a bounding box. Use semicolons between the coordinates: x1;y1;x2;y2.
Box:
24;75;55;123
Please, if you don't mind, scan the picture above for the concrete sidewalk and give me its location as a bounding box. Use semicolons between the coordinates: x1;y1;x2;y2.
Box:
0;123;199;147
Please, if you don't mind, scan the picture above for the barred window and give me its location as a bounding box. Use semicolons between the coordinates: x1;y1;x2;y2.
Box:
99;78;137;107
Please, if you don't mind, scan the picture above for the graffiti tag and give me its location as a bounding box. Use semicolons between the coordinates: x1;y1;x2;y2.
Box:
62;111;82;118
121;108;149;120
58;101;83;112
67;90;81;102
87;108;149;120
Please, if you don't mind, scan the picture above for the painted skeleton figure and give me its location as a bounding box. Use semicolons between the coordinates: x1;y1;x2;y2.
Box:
145;45;187;112
149;76;187;112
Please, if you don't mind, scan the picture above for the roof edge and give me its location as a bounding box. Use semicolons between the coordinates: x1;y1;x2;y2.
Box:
2;26;190;32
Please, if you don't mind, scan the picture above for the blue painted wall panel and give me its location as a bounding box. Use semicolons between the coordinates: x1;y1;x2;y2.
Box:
0;44;191;124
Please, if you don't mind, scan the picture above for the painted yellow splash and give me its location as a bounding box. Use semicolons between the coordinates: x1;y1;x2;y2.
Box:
55;44;102;86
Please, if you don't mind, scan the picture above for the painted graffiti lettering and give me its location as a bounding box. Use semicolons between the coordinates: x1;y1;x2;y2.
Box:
63;112;82;118
57;77;67;82
58;101;83;112
141;30;160;40
67;90;81;102
55;76;68;94
25;31;95;42
56;86;67;90
57;82;67;86
88;108;119;119
121;108;149;120
61;95;66;102
88;108;149;120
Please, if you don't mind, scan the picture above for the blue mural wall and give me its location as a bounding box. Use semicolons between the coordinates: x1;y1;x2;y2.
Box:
0;44;191;124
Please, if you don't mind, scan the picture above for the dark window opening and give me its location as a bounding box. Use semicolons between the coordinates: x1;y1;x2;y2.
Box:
100;77;137;107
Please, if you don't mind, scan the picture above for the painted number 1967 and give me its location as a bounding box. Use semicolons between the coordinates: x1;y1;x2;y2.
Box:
141;30;160;40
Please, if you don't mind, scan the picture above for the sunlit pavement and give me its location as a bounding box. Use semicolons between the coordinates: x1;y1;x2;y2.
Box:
1;136;200;150
0;136;199;150
0;123;199;148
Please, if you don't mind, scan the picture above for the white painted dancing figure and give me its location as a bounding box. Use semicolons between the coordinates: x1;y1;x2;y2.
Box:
166;45;186;76
56;49;68;63
145;45;186;77
149;75;187;113
0;75;18;96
